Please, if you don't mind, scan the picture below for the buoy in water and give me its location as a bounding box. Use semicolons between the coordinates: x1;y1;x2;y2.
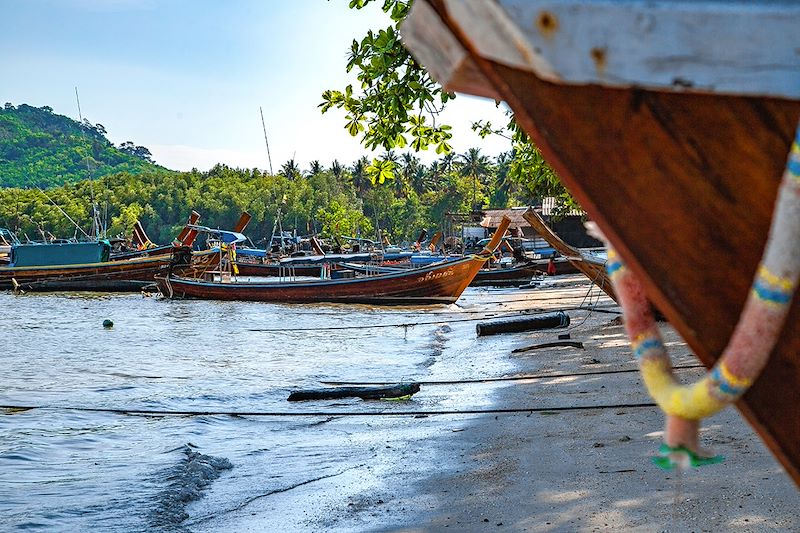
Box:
103;319;114;329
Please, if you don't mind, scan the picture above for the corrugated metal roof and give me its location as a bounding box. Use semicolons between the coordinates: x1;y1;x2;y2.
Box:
479;207;531;229
541;197;584;216
480;199;584;229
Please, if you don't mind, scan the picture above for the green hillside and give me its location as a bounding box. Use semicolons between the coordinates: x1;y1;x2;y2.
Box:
0;103;166;188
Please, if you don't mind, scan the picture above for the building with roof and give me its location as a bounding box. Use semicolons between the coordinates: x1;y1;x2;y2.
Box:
478;200;601;248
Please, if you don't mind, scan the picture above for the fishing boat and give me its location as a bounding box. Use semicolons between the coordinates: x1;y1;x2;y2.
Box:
340;251;541;287
0;243;192;292
110;211;201;260
471;260;542;287
155;217;511;305
0;213;199;292
522;208;615;300
403;1;800;484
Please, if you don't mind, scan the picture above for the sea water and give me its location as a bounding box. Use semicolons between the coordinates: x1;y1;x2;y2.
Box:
0;288;524;531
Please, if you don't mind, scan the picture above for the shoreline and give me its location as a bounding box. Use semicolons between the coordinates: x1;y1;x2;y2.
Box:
365;278;800;532
182;277;799;532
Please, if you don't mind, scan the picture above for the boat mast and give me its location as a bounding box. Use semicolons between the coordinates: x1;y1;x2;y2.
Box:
259;107;274;175
268;207;281;255
37;188;91;239
277;209;285;253
75;87;102;239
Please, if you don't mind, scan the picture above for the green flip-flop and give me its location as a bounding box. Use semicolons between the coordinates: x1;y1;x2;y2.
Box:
652;444;725;470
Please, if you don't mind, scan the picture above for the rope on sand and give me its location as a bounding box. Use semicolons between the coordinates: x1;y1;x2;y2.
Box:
0;402;658;418
320;364;705;386
246;304;619;333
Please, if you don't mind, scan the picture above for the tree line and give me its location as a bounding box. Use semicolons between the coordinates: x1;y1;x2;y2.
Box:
0;148;551;246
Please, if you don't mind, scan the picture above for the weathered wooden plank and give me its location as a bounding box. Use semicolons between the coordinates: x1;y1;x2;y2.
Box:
454;0;800;98
401;0;499;99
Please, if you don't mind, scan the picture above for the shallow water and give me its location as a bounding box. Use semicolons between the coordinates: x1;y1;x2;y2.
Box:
0;288;522;531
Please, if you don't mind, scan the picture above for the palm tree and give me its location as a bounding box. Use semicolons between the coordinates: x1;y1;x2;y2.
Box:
410;164;431;196
381;150;399;165
351;156;370;195
459;147;492;208
400;153;420;179
280;159;301;180
491;151;513;207
307;160;324;176
393;152;420;198
330;160;344;180
440;152;456;174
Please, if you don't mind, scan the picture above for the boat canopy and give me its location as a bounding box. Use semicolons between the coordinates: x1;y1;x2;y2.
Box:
10;241;111;267
187;225;247;245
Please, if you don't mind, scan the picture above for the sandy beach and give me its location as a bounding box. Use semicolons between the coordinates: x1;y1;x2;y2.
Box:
321;276;800;532
167;276;800;532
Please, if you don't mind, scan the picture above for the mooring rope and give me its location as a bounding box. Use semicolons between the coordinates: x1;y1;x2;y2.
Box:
0;402;657;418
599;121;800;469
320;363;705;386
246;304;618;333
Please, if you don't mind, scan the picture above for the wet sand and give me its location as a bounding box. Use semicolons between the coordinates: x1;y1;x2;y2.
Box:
341;276;799;532
198;276;799;532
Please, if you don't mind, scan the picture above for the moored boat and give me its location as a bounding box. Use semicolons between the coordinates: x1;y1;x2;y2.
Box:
0;245;192;292
471;260;543;287
1;213;199;292
402;0;800;484
110;211;201;261
522;208;615;300
156;217;511;305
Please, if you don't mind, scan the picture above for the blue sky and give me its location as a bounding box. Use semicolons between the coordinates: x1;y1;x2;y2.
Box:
1;0;510;171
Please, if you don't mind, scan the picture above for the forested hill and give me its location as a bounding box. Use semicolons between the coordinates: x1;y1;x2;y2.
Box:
0;103;165;188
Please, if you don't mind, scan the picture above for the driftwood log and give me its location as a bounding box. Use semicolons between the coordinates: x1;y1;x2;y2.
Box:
287;383;421;402
476;312;569;337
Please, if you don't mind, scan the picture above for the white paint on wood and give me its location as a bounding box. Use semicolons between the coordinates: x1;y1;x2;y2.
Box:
400;0;499;99
438;0;800;99
443;0;555;78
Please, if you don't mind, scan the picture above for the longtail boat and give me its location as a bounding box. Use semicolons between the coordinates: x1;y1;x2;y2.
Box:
403;1;800;484
0;246;192;292
340;253;542;287
522;208;615;300
155;217;511;305
472;261;542;287
1;213;199;292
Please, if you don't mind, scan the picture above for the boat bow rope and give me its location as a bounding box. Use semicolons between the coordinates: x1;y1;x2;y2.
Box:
602;122;800;470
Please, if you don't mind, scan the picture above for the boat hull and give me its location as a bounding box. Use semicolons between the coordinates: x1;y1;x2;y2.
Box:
0;252;184;292
472;262;543;286
407;1;800;484
157;255;486;305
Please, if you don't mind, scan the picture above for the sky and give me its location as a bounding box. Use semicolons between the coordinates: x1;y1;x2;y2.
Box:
1;0;511;172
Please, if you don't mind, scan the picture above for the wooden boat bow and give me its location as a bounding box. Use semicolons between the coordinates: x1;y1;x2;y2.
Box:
521;207;615;301
403;0;800;485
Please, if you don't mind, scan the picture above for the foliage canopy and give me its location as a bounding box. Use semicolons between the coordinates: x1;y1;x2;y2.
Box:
0;103;162;188
321;0;577;209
